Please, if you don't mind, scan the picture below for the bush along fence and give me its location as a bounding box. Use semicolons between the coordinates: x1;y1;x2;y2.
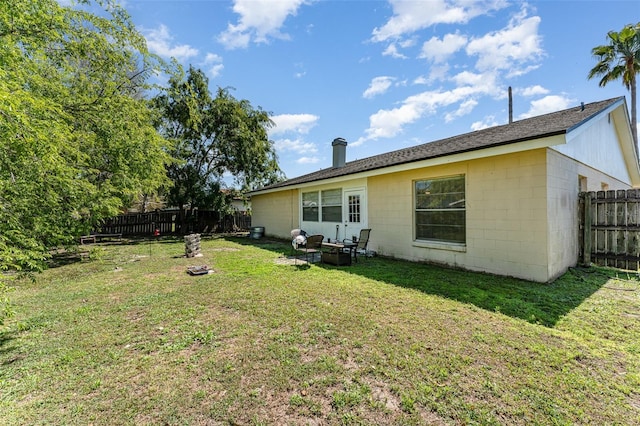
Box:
579;189;640;270
95;210;251;237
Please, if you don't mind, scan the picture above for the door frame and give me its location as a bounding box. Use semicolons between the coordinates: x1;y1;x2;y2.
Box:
342;187;367;241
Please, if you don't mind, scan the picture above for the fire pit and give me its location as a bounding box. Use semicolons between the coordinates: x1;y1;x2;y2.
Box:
186;265;211;276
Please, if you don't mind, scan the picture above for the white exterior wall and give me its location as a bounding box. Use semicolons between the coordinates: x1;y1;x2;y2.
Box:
368;168;431;262
546;150;579;281
553;112;632;185
298;178;368;240
467;151;549;281
250;189;299;238
546;149;632;280
368;150;551;282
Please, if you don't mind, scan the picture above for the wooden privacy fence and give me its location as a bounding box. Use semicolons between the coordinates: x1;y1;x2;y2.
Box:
98;210;178;236
97;210;251;236
579;189;640;270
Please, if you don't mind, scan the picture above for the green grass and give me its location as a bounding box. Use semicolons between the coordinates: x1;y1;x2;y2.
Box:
1;236;639;425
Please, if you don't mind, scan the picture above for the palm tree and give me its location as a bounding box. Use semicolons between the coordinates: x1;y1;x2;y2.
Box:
588;23;640;151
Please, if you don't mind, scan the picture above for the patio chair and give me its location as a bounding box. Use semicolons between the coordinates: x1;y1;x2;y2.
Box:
343;228;372;261
291;229;307;257
295;234;324;264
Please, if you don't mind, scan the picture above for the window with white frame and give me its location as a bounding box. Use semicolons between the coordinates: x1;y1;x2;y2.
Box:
415;175;465;244
302;191;319;221
301;189;343;223
321;189;342;222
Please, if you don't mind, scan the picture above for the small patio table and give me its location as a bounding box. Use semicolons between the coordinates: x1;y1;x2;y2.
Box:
321;241;358;266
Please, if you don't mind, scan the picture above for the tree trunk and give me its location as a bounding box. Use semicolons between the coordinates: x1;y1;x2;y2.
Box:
631;78;638;157
177;205;187;235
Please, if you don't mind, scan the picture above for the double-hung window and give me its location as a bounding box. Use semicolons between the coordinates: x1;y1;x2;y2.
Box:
321;189;342;222
302;191;319;221
301;189;343;223
415;175;465;244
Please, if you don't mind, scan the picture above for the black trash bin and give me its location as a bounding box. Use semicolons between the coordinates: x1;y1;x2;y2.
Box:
249;226;265;239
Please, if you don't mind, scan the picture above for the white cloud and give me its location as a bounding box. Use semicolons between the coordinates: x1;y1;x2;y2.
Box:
518;95;574;119
203;53;224;78
273;137;320;167
471;116;500;130
400;38;417;49
466;10;543;73
506;64;541;78
218;0;308;49
350;137;366;147
361;77;498;142
382;43;408;59
382;38;418;58
445;99;478;122
372;0;508;42
270;114;319;135
413;76;428;85
273;138;318;155
427;64;451;83
520;85;549;97
451;70;495;88
218;30;251;50
363;76;396;99
204;53;222;63
362;90;452;140
143;24;199;61
297;156;320;165
208;64;224;78
353;3;550;146
419;32;467;63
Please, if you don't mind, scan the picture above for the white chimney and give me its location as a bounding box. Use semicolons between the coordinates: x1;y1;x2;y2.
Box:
332;137;347;168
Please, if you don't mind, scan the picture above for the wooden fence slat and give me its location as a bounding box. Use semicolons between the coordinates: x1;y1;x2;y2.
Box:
581;190;640;269
582;192;592;266
96;210;251;236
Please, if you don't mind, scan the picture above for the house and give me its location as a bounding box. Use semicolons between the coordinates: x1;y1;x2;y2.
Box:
249;97;640;282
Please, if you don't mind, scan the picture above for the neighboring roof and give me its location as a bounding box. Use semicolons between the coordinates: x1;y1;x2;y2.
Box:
254;97;626;193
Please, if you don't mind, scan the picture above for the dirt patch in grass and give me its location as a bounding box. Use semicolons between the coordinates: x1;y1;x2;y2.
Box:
273;256;316;266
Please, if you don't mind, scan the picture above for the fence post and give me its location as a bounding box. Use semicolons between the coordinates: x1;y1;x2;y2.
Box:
582;192;592;266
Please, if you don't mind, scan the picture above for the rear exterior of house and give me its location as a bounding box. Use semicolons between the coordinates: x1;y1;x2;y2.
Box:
251;98;639;282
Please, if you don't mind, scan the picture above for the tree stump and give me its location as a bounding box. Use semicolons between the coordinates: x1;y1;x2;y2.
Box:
184;233;202;258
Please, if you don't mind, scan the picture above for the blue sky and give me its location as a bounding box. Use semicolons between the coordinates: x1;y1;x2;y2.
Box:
122;0;639;180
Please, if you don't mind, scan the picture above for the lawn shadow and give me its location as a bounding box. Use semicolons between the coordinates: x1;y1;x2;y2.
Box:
349;258;617;327
0;330;18;365
231;236;617;327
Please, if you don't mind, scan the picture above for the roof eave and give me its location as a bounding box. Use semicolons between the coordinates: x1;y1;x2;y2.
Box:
250;133;567;195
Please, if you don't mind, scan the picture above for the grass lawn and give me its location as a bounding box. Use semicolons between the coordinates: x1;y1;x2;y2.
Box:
1;236;639;425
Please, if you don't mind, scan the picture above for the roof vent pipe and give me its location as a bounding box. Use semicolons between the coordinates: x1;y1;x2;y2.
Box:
332;137;347;168
508;86;513;124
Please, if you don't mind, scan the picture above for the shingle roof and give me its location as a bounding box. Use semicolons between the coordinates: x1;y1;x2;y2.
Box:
255;97;624;192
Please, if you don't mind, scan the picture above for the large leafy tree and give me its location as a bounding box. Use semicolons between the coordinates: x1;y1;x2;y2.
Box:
0;0;172;277
588;23;640;149
153;66;283;231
